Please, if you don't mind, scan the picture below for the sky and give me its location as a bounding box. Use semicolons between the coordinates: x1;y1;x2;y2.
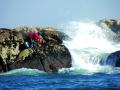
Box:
0;0;120;28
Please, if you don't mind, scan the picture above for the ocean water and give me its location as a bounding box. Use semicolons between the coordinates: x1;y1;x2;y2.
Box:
1;21;120;90
0;69;120;90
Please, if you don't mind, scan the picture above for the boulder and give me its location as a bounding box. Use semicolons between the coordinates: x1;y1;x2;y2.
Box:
106;51;120;67
0;27;72;73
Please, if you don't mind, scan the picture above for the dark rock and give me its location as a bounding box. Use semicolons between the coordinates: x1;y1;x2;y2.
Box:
10;43;71;73
106;51;120;67
0;27;72;73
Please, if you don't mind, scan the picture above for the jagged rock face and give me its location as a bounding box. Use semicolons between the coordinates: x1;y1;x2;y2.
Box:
0;27;72;73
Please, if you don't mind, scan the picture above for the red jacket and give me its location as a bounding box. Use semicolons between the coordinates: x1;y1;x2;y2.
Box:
32;32;40;41
28;31;40;41
28;31;43;45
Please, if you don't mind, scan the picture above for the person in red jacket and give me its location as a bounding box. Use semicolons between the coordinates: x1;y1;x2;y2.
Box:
32;31;40;41
27;31;44;48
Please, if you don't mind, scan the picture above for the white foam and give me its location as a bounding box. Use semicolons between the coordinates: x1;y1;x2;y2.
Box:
61;21;120;74
0;68;45;75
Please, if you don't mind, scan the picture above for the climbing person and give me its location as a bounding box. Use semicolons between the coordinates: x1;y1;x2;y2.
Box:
32;31;45;49
37;31;51;51
37;32;45;47
31;31;40;49
24;38;34;48
33;31;40;41
23;31;45;50
24;31;34;48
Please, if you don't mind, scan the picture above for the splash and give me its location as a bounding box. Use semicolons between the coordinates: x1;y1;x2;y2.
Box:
61;21;120;74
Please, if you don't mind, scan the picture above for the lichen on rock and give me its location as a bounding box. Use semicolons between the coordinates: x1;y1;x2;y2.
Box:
0;27;72;73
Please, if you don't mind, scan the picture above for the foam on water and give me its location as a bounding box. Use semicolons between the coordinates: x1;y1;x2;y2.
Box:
0;68;45;75
60;21;120;74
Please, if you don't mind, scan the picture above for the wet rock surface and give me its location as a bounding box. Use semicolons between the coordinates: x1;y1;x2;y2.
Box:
106;51;120;67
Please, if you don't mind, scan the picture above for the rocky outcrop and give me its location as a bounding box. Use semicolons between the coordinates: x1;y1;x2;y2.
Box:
99;19;120;33
105;51;120;67
99;19;120;67
0;27;72;73
98;19;120;42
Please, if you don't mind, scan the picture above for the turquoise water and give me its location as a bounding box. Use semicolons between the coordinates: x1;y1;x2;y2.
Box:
0;70;120;90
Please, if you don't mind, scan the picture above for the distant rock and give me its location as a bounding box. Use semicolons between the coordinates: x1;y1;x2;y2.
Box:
0;27;72;73
99;19;120;33
98;19;120;42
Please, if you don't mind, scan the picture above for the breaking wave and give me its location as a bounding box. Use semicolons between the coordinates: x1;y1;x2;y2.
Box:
60;21;120;74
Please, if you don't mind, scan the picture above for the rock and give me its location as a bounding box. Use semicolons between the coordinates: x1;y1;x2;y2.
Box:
106;51;120;67
10;44;71;73
99;19;120;33
15;26;70;42
0;27;72;73
17;48;33;61
98;19;120;42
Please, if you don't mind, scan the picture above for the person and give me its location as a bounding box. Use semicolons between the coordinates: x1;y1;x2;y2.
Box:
25;31;44;49
23;31;34;48
37;32;44;46
33;32;40;41
28;31;34;48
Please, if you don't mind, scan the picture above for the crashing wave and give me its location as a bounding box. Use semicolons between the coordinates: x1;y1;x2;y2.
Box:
60;20;120;74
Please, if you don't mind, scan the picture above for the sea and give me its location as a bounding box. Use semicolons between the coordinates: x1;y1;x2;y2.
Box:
0;21;120;90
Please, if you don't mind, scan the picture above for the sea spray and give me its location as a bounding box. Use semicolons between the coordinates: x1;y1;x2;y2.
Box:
60;21;120;74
